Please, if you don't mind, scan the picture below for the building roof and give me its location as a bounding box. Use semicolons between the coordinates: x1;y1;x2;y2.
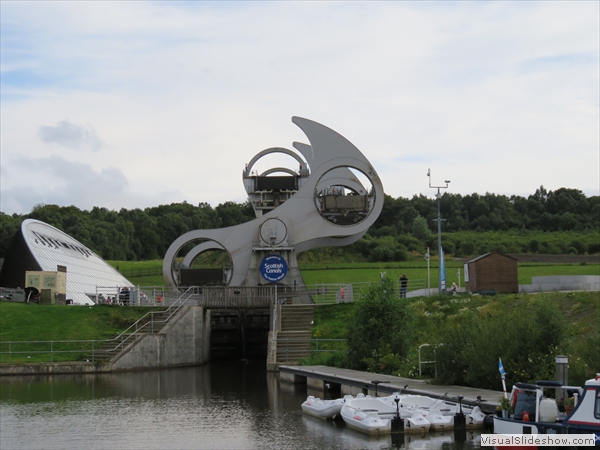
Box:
1;219;132;305
466;251;518;264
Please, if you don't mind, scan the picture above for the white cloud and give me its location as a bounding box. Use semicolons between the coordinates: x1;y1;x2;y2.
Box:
0;155;183;214
38;120;104;151
1;1;598;215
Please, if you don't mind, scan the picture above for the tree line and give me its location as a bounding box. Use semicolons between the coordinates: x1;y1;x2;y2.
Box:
1;186;598;261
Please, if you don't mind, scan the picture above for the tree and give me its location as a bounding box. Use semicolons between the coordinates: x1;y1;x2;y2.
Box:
346;277;415;373
215;201;255;227
411;215;431;242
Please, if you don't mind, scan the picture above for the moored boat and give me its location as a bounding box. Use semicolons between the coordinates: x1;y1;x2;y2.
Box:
339;396;396;435
422;409;454;431
492;374;600;439
465;405;487;429
339;396;432;435
301;394;352;420
379;393;486;429
403;411;432;434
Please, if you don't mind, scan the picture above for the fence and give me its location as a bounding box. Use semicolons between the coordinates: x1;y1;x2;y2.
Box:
300;279;427;304
270;338;349;363
1;337;348;365
0;287;197;364
0;339;102;364
91;279;427;308
418;343;439;378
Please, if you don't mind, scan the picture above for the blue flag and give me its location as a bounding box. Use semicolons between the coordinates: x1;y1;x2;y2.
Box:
440;248;446;290
499;358;506;377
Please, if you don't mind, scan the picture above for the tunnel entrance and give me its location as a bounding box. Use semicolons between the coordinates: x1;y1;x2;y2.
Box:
209;308;270;360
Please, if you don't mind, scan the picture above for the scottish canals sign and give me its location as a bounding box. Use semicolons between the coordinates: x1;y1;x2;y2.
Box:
259;255;288;283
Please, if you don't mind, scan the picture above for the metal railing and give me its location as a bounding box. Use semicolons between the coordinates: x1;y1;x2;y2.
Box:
275;338;347;362
0;339;101;364
0;288;197;364
418;343;439;377
88;287;197;361
89;279;427;308
300;279;427;305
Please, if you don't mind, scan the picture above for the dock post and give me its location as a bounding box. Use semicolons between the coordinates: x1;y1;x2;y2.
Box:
555;355;569;402
391;397;404;433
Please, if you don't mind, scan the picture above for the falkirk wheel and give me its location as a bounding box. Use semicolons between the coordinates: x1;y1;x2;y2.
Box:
162;116;384;301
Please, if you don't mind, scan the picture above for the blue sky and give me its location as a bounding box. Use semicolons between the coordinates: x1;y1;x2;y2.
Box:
1;1;598;215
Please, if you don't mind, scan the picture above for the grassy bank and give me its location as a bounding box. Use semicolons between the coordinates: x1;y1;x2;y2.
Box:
0;303;163;363
306;290;599;387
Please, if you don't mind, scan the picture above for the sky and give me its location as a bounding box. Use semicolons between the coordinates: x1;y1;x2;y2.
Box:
1;1;599;216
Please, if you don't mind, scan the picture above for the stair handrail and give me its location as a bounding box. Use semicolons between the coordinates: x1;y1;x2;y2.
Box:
92;287;198;358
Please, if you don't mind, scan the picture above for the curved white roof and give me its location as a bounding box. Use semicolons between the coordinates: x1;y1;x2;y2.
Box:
22;219;133;305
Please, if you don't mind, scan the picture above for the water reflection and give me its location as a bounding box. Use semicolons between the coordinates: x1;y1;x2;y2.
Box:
0;361;483;450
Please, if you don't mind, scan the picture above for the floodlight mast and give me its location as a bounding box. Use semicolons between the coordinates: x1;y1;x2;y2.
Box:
428;169;450;296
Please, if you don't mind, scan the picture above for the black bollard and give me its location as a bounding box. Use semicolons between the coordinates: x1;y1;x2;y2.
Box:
391;397;404;433
452;396;468;445
454;395;466;429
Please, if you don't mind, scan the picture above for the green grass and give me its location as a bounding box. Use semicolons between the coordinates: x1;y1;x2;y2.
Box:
106;260;164;271
107;259;600;288
0;302;163;363
300;263;599;287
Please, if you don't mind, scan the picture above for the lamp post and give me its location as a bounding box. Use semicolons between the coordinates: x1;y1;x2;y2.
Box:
427;169;450;296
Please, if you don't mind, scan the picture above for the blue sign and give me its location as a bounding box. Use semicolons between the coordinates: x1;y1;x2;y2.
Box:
260;254;288;283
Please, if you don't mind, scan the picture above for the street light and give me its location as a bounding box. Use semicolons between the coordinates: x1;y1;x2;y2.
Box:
427;169;450;296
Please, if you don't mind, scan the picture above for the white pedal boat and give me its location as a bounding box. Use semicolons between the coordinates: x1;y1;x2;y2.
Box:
340;396;431;435
421;409;454;431
402;411;432;434
464;405;486;428
384;393;475;416
379;393;486;429
301;395;351;420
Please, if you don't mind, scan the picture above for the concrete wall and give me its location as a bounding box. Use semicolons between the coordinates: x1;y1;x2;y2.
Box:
0;362;112;376
280;371;306;384
113;306;206;370
519;275;600;293
407;276;599;297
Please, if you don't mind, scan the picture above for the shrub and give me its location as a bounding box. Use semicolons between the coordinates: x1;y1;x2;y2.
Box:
346;277;415;371
362;344;403;374
434;301;564;389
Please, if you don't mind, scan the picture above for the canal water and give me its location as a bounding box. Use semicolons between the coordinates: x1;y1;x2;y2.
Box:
0;361;485;450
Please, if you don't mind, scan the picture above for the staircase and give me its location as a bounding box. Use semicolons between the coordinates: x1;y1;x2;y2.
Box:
276;304;316;364
89;309;173;363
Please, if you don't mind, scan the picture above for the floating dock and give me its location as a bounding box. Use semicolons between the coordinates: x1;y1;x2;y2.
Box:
280;365;502;413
